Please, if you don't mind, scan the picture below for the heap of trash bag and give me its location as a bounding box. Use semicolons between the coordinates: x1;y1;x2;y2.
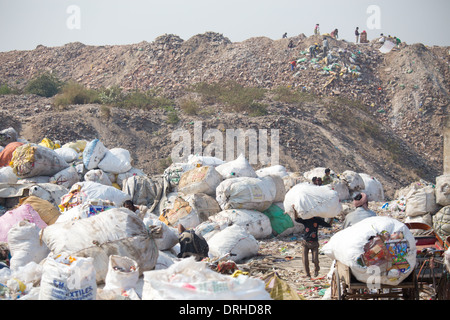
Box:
1;126;449;300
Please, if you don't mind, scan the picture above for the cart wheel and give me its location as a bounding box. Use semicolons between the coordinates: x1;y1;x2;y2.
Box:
331;268;342;300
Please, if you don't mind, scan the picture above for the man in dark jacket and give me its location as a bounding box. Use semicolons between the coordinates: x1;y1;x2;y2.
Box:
291;205;332;278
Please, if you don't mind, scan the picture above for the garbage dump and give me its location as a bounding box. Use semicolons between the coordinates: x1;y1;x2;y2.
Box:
1;132;448;301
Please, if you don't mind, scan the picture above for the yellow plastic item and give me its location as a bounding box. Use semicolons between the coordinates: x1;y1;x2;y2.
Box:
62;140;87;153
39;138;56;150
262;272;305;300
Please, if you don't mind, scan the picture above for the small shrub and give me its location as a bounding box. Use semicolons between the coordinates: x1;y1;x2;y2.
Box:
25;72;62;97
98;86;123;105
179;98;200;115
54;81;99;106
0;84;12;95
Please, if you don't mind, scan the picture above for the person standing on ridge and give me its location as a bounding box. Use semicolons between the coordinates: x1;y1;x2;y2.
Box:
314;24;320;36
355;27;360;43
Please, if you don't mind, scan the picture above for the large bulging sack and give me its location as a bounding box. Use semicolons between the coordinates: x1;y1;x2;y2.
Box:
54;147;79;163
359;173;384;202
0;141;23;167
19;195;61;225
405;185;439;217
160;193;221;229
0;127;18;147
341;170;365;191
7;220;50;271
216;176;277;212
98;148;132;174
0;166;18;184
40;208;159;283
322;216;416;286
326;179;350;201
61;181;131;208
435;174;450;206
82;139;108;170
215;154;257;179
146;218;179;251
303;167;332;181
178;166;222;196
163;162;195;190
122;175;162;208
39;253;97;300
26;183;69;210
84;169;112;186
208;209;273;239
0;204;48;242
256;165;288;178
187;154;225;167
283;183;342;219
142;257;270;300
433;206;450;239
10;143;69;178
207;224;260;263
49;166;80;189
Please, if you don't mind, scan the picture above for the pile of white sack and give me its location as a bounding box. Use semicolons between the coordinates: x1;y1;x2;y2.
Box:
1;130;393;300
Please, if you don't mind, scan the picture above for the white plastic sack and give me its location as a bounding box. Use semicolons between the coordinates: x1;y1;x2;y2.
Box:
98;148;132;174
341;170;365;191
216;176;277;212
0;166;18;184
27;183;69;208
433;206;450;239
326;179;350;201
322;216;416;286
207;224;260;263
215;154;257;179
55;200;115;223
83;139;108;170
54;147;79;163
71;181;131;206
84;169;112;186
40;208;159;283
49;166;80;189
359;173;384;202
256;165;288;178
194;220;228;241
187;154;225;167
178;166;222;196
103;255;139;293
208;209;272;239
7;220;50;271
39;253;97;300
303;167;332;181
436;174;450;206
143;217;179;251
116;167;146;188
142;257;270;300
154;250;179;270
283;183;342;219
163;163;195;189
405;185;439;217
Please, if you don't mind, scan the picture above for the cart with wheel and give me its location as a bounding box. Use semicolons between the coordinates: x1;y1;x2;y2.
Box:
405;222;448;299
330;260;418;300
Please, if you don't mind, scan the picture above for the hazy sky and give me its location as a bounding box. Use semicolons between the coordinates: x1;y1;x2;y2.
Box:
0;0;449;52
